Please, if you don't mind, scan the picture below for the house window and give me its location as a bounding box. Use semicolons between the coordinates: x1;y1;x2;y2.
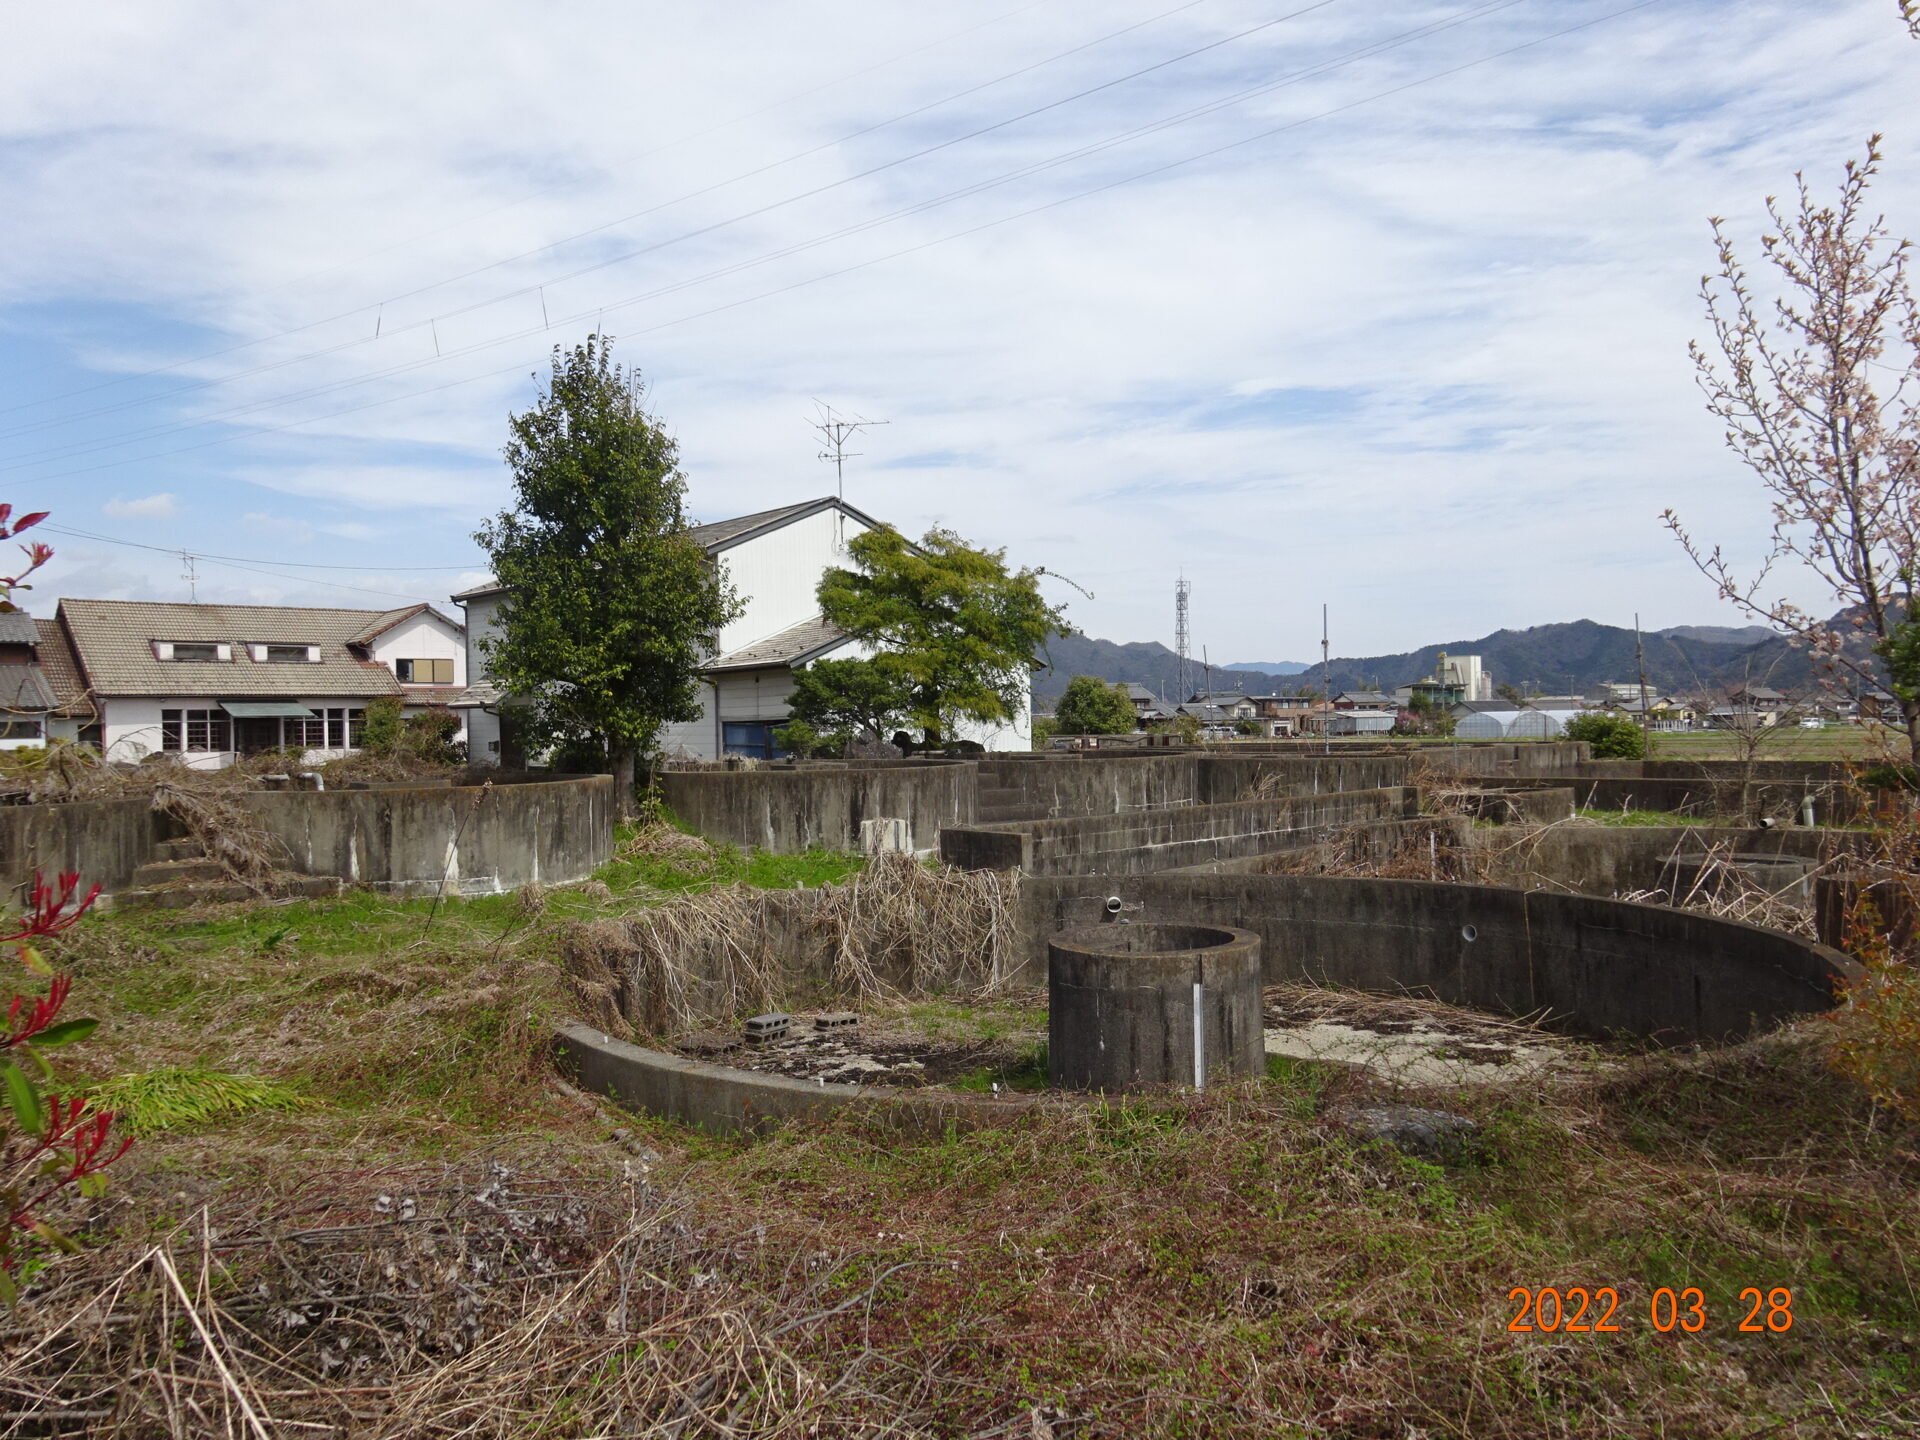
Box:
160;708;231;752
395;658;453;684
0;720;42;739
722;722;781;759
322;707;365;749
283;716;328;748
263;645;314;664
169;643;222;663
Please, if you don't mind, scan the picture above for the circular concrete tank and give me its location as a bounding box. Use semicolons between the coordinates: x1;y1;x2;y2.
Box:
1048;923;1264;1092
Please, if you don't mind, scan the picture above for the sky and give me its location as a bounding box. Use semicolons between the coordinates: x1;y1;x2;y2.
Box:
2;0;1916;664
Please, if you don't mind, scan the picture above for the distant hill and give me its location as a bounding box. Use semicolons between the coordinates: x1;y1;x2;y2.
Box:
1656;624;1778;646
1223;660;1311;674
1034;617;1849;704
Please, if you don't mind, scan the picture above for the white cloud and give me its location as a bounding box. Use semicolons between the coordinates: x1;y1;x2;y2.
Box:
101;492;177;519
2;0;1916;655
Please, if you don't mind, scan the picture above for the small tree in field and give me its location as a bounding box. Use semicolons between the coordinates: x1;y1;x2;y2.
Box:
816;526;1065;747
1053;675;1136;735
1665;140;1920;758
477;337;738;815
783;655;915;746
1564;711;1646;760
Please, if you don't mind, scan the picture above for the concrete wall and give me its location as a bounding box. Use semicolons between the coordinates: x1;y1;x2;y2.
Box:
657;759;975;854
940;787;1418;876
235;774;614;895
1019;873;1854;1043
555;1022;1046;1137
973;752;1412;824
1467;824;1861;896
0;796;156;900
0;774;613;899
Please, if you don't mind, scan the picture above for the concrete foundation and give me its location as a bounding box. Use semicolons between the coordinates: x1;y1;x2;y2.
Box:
1048;922;1264;1092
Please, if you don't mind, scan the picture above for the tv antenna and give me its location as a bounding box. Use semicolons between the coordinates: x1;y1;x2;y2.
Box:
180;551;199;603
811;402;888;500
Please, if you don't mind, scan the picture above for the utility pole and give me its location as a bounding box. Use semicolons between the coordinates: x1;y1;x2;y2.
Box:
811;402;888;501
1321;603;1331;756
1634;612;1653;755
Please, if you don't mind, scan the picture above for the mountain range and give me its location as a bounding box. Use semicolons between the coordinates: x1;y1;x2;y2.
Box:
1034;620;1830;705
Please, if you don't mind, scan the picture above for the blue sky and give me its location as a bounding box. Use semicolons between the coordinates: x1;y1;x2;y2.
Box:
2;0;1916;661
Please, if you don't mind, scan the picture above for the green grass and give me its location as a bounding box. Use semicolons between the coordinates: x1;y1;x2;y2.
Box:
89;1066;307;1134
1575;806;1712;827
949;1041;1050;1093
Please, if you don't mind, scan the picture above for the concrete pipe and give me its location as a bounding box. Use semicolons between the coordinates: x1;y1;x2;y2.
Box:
1048;922;1264;1092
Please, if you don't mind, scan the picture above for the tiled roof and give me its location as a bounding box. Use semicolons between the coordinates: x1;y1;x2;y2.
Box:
0;667;55;714
33;618;93;718
452;497;889;601
347;604;450;646
0;612;39;644
710;616;850;671
57;599;408;699
445;682;503;708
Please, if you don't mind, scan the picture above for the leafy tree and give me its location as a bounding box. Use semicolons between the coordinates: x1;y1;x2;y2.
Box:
817;526;1066;746
1398;693;1456;738
476;337;738;814
1053;675;1136;735
359;696;405;754
1564;711;1646;760
784;655;915;743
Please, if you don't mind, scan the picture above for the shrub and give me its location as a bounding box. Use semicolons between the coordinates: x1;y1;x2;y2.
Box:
1564;711;1646;759
359;696;405;754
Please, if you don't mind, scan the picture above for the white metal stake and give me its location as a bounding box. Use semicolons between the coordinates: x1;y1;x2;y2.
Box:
1192;981;1205;1090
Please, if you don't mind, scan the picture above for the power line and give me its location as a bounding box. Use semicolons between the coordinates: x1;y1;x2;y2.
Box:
1;0;1522;477
39;523;479;570
0;0;1063;411
0;0;1221;434
7;0;1662;488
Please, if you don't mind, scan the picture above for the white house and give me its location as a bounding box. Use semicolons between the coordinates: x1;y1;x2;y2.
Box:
452;495;1031;762
52;599;468;767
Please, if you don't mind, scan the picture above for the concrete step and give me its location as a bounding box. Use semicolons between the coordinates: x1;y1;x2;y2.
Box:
117;874;343;912
132;859;227;885
976;805;1049;824
155;838;207;861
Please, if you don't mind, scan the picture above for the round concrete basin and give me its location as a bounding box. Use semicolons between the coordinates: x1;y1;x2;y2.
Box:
1048;922;1264;1092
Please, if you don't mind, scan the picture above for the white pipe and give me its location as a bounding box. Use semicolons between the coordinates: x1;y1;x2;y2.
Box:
1192;981;1205;1090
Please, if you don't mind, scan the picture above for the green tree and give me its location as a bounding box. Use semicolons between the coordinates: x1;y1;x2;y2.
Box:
1053;675;1136;735
784;655;915;743
359;696;404;754
476;337;739;816
817;526;1066;746
1563;711;1646;760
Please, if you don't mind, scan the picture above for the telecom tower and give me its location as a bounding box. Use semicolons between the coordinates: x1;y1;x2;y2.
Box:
1174;577;1191;704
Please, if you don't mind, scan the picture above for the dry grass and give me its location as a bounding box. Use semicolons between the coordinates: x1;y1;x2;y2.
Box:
560;851;1022;1038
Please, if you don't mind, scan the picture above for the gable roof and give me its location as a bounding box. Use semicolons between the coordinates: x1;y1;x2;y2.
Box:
346;603;457;647
32;618;92;718
709;616;850;671
453;496;887;602
57;599;413;699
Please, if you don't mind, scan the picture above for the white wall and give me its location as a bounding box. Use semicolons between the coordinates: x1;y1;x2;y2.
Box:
369;609;466;689
102;697;385;769
716;507;868;654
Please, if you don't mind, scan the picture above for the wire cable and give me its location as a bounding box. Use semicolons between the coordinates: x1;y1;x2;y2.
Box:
0;0;1216;428
38;522;480;570
2;0;1503;474
9;0;1664;489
